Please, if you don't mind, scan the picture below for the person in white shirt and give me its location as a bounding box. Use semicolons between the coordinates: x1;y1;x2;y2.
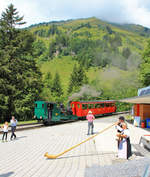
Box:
116;123;132;159
10;116;18;140
1;121;9;142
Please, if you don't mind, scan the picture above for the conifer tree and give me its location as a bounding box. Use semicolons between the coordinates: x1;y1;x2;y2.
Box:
41;72;52;100
68;64;88;94
51;72;63;98
0;4;42;121
44;72;52;89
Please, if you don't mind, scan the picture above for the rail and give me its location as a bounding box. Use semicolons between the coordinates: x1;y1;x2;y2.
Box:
0;123;44;134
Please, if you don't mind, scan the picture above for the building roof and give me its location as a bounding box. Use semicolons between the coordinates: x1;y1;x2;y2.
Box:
119;94;150;104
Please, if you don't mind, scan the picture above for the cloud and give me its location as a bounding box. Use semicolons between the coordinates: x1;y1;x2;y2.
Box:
122;0;150;27
0;0;150;27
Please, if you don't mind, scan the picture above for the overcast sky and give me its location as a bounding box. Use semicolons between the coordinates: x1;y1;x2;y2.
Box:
1;0;150;28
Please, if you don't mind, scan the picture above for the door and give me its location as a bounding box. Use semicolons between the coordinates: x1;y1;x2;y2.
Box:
47;103;54;121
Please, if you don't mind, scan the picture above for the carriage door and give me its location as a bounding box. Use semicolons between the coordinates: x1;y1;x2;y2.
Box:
47;103;54;121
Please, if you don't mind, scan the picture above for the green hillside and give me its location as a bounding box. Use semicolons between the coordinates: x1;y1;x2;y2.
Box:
30;17;147;69
28;17;148;108
109;22;150;37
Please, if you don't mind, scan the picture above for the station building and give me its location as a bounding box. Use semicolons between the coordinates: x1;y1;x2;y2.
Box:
120;86;150;127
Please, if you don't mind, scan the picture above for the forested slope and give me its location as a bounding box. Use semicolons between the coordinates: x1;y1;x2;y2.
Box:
28;17;148;108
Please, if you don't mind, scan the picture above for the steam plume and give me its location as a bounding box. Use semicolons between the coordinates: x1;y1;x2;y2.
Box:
68;85;101;101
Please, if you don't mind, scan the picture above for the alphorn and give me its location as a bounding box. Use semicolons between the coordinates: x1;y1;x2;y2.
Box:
44;123;115;159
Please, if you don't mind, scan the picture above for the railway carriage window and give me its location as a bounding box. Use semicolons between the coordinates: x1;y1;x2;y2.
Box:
106;103;110;107
95;104;100;108
77;104;80;108
110;103;114;107
71;104;74;108
88;104;94;109
82;104;88;109
101;103;104;108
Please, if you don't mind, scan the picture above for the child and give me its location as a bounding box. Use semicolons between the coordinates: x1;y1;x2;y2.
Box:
1;122;9;142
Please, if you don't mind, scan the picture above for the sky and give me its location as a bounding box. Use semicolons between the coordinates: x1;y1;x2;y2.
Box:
1;0;150;28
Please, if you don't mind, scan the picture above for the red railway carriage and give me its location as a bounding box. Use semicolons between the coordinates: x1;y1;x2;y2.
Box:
70;100;116;117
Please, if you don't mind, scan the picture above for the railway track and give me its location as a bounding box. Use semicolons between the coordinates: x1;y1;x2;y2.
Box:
0;111;129;134
0;122;44;134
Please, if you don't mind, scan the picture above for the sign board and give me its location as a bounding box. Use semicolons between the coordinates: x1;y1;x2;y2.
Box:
134;116;141;127
138;86;150;96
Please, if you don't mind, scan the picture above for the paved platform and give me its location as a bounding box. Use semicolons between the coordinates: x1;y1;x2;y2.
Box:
0;115;150;177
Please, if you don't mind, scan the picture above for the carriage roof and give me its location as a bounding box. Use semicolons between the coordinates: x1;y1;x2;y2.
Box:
72;100;115;104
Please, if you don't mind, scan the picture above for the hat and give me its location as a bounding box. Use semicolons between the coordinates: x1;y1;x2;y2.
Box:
119;116;125;121
88;110;92;114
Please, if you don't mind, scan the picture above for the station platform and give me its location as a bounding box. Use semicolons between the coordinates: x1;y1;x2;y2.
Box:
0;115;150;177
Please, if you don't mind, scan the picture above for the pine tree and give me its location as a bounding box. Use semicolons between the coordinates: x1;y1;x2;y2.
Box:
0;4;42;121
41;72;53;100
68;64;78;93
44;72;52;89
68;64;88;94
51;72;63;98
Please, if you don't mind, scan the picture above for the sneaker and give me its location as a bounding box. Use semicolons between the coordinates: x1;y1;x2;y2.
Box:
87;133;90;135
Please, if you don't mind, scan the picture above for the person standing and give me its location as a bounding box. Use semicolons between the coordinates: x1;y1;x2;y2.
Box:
10;116;18;140
116;123;132;159
115;116;125;144
86;110;95;135
1;122;9;142
115;116;125;133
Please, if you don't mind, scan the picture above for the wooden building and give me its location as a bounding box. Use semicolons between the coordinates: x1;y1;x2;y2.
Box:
120;87;150;121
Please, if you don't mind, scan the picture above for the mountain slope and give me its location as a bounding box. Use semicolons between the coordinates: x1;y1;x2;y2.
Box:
30;17;147;67
28;17;147;103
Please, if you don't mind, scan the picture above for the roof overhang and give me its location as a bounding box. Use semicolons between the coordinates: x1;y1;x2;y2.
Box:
119;94;150;104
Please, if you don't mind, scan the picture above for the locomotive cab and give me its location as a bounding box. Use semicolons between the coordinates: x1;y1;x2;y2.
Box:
34;101;55;125
47;103;54;121
59;103;73;116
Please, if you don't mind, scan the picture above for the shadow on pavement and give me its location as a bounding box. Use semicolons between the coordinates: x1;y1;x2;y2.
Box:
0;172;14;177
15;136;27;140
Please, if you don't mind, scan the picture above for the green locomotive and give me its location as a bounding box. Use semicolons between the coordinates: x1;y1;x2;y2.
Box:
34;101;78;125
